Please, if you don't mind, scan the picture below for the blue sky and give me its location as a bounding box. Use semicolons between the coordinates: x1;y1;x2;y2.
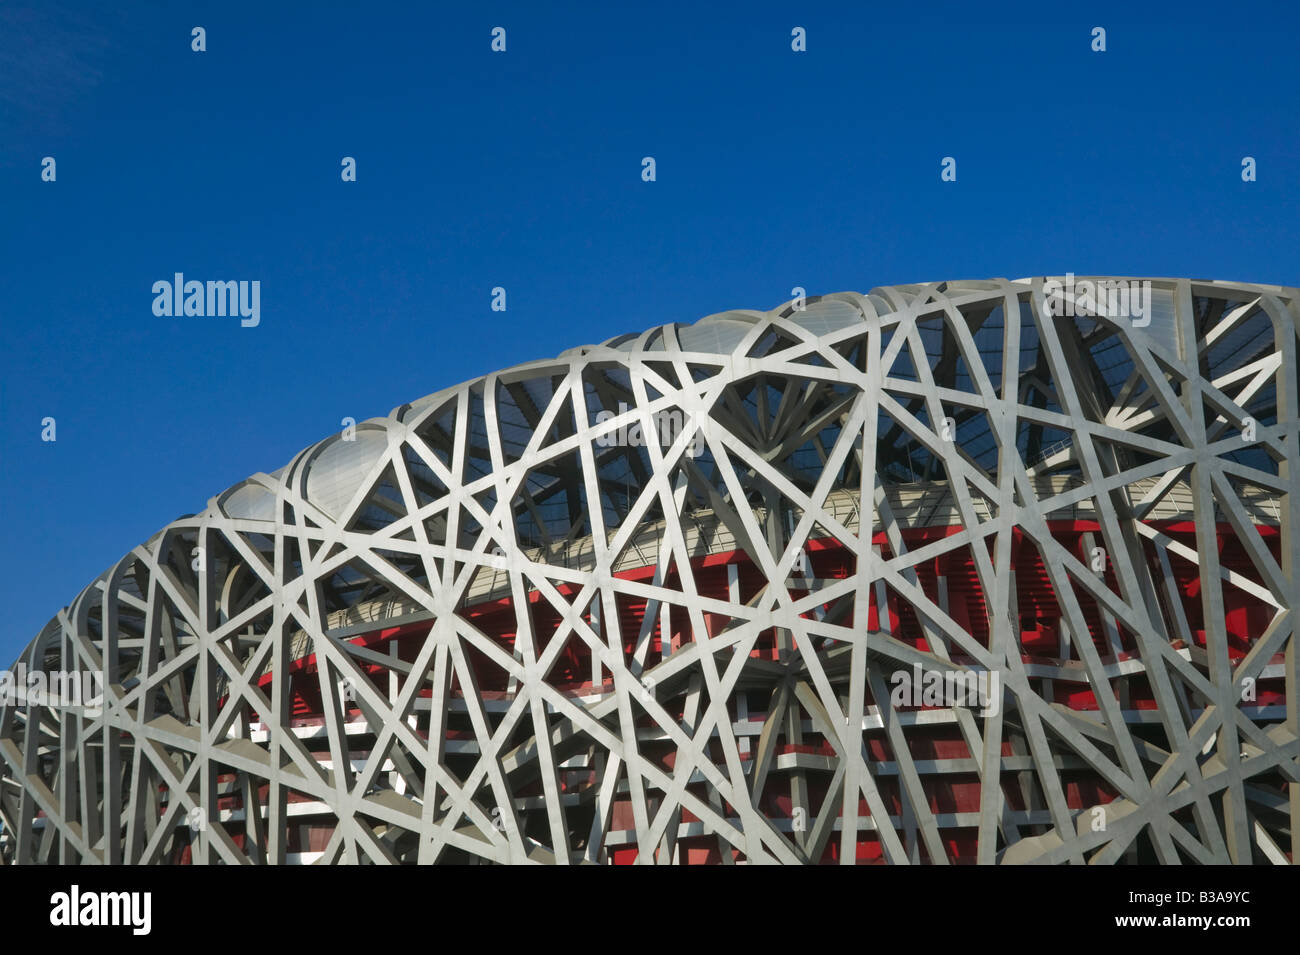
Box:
1;0;1297;661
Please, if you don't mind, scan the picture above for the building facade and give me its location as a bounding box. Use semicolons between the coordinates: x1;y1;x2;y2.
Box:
2;276;1298;864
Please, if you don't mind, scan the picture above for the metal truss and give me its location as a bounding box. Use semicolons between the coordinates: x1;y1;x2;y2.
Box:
3;276;1299;864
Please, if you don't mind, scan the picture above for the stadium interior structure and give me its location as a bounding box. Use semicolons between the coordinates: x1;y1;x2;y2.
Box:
2;276;1298;865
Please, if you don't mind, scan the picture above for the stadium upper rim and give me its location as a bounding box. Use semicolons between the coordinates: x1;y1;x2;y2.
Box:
16;274;1298;658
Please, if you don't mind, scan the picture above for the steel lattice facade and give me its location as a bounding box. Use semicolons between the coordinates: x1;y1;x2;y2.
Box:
2;276;1299;865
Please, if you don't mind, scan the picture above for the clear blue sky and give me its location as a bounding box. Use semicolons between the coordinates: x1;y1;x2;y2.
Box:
2;0;1297;662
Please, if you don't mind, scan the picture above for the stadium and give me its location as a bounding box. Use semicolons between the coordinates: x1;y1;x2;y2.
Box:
1;276;1297;865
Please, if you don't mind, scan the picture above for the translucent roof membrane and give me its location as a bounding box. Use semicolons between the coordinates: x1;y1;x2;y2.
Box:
676;315;759;354
221;482;276;521
1145;287;1178;354
787;299;864;337
305;430;388;520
